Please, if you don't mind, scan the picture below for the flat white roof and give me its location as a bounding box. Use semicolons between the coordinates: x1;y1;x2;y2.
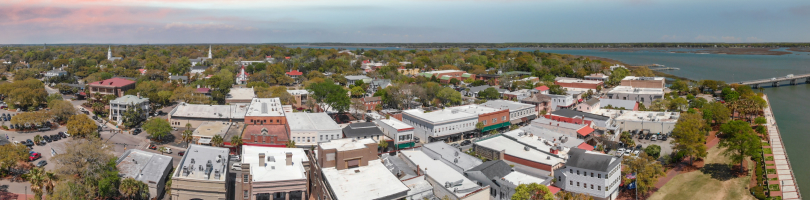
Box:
609;110;680;122
607;86;664;95
345;75;371;80
480;100;534;111
503;171;549;186
399;150;483;197
322;159;409;200
402;108;477;124
378;118;413;130
475;133;566;166
452;104;504;115
174;145;230;181
556;79;603;84
502;129;575;154
287;90;310;95
241;146;308;182
622;76;665;81
319;138;376;151
171;103;249;120
286;112;341;131
226;87;256;100
246;98;285;117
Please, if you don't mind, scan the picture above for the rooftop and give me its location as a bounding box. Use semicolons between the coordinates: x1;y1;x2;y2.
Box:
451;104;504;115
174;145;230;181
320;138;376;152
287;90;310;95
611;110;680;122
116;149;173;184
565;148;620;172
345;75;371;80
474;133;566;166
424;70;464;74
242;125;288;140
286;112;341;131
402;108;477;124
515;126;585;149
599;98;637;110
88;77;136;87
342;122;384;138
583;98;600;106
322;159;410;200
399;150;484;198
556;79;604;84
171;103;249;120
622;76;665;81
421;142;483;172
480;100;534;111
226;87;256;100
551;109;611;121
503;171;551;186
241;146;308;182
245;98;285;117
110;95;149;105
585;73;609;78
377;118;413;130
521;93;552;103
285;70;303;76
607;86;665;95
192;122;233;138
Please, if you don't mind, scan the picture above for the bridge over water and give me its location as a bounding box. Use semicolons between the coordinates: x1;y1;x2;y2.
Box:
737;74;810;88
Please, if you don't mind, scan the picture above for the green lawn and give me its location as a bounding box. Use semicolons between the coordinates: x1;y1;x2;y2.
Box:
766;156;774;161
766;164;775;166
769;184;780;191
770;177;779;181
763;148;773;154
767;169;777;174
762;141;771;146
649;146;756;200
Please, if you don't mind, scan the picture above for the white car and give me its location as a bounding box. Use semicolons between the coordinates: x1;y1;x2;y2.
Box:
231;163;242;171
617;148;625;156
632;150;640;156
624;149;632;156
162;147;172;154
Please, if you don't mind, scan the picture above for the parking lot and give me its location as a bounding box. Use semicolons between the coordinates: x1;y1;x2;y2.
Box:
610;131;675;159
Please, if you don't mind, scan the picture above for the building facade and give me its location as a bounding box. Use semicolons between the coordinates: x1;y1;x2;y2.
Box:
620;76;665;89
375;118;416;149
480;100;538;125
401;108;478;144
171;145;231;200
87;77;136;99
605;86;664;106
286;113;342;147
109;95;150;124
554;149;622;200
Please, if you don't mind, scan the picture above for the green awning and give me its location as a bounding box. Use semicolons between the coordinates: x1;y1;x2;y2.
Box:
481;122;511;132
397;142;415;149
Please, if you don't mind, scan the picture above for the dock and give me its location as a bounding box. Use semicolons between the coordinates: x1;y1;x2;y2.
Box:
762;95;802;200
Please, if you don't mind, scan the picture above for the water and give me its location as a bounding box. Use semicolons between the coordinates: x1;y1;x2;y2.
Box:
533;48;810;198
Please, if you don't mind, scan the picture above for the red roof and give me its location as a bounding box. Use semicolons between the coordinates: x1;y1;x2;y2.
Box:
286;70;303;76
88;77;135;87
138;69;146;74
266;56;273;58
535;85;549;91
577;126;595;137
284;57;291;59
577;143;595;151
548;185;561;194
195;88;211;93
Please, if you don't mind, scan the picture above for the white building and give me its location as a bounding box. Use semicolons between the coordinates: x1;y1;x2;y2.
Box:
375;118;416;149
398;150;491;200
116;149;174;199
190;65;209;75
344;75;372;86
605;86;664;106
548;94;576;111
44;67;68;78
285;113;342;147
109;95;150;124
235;66;249;85
480;100;538;125
171;145;230;200
189;46;213;66
107;46;122;61
603;110;680;134
473;129;568;176
554;148;622;200
584;73;609;81
401;108;478;144
238;146;308;200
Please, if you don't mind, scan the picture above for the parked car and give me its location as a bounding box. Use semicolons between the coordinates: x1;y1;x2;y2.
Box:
148;144;158;150
231;155;241;162
38;127;51;131
178;151;185;156
623;150;631;156
231;163;242;171
162;148;172;154
632;150;640;156
662;135;669;141
644;134;651;140
651;135;657;141
64;132;71;137
36;161;47;167
617;148;625;156
460;140;472;146
43;135;52;143
29;153;41;161
51;134;60;141
25;139;34;146
636;145;643;151
133;128;141;135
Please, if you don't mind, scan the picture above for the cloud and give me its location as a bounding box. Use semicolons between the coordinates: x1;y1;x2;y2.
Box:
164;22;256;31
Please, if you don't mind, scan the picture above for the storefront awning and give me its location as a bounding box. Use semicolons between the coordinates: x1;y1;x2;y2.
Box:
510;119;523;124
481;122;510;132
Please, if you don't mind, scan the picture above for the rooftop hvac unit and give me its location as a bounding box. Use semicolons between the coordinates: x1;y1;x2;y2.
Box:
524;146;530;151
454;158;458;163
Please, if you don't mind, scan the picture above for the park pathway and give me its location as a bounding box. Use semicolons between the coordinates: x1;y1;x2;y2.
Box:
762;95;801;200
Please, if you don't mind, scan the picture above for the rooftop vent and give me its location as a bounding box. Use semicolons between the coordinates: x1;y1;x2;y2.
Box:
524;146;530;151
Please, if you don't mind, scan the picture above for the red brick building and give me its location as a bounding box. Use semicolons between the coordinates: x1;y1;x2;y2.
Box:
87;77;136;99
361;96;381;111
242;98;291;147
241;125;289;147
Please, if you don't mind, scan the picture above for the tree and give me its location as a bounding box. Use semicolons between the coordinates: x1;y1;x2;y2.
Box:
475;122;485;133
702;102;730;126
631;66;655;77
669;80;689;93
49;138;118;199
754;116;767;126
67;114;98;138
547;84;567;95
351;98;366;120
620;132;635;147
512;183;554;200
121;103;145;128
668;97;688;111
555;191;594;200
24;167;46;200
622;153;666;196
607;67;628;86
231;135;243;153
46;93;63;104
285;140;296;148
48;100;76;123
34;134;43;144
306;81;350;113
0;143;29;172
478;87;501;99
436;87;462;107
644;144;661;159
378;140;389;152
211;134;224;147
120;177;149;199
181;124;194;146
0;78;48;109
255;86;297;105
143;117;171;142
671;113;708;165
157;146;168;155
719;120;760;173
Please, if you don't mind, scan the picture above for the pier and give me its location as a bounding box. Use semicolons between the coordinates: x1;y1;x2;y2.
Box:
762;95;802;200
738;74;810;88
647;64;680;71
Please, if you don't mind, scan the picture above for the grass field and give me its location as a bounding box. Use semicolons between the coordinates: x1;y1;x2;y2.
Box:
648;146;756;200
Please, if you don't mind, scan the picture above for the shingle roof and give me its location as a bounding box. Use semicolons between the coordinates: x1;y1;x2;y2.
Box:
466;160;512;179
521;93;551;103
565;148;620;172
342;122;383;138
583;98;600;106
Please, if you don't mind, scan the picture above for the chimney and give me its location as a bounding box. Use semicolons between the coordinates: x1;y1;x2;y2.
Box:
137;92;140;98
259;153;265;167
285;152;293;166
416;165;420;176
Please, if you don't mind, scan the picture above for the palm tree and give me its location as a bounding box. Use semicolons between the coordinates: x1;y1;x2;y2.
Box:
23;167;45;200
181;129;193;146
475;122;485;137
285;140;296;148
378;140;389;152
120;177;144;199
211;134;224;147
43;172;57;196
230;135;243;154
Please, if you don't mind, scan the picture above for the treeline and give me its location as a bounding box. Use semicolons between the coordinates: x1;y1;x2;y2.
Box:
296;43;810;49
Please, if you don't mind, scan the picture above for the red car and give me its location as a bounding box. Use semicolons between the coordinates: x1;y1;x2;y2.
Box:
29;153;41;161
148;144;158;150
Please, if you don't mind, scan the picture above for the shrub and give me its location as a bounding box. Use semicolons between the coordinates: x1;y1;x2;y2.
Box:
1;125;6;130
751;186;767;200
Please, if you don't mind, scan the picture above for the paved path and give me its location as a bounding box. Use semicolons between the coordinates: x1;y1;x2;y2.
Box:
762;95;802;200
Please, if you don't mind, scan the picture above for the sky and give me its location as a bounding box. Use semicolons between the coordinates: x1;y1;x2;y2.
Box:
1;0;809;44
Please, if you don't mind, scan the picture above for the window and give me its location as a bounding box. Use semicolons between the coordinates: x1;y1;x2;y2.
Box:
591;185;594;189
492;118;496;123
570;181;573;185
483;121;487;125
577;170;580;175
598;186;601;191
577;182;580;187
591;172;594;177
243;174;249;182
570;169;573;173
502;116;506;121
244;190;249;199
598;174;601;178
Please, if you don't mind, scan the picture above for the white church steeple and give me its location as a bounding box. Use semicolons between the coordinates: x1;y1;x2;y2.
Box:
208;45;212;59
107;46;112;60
